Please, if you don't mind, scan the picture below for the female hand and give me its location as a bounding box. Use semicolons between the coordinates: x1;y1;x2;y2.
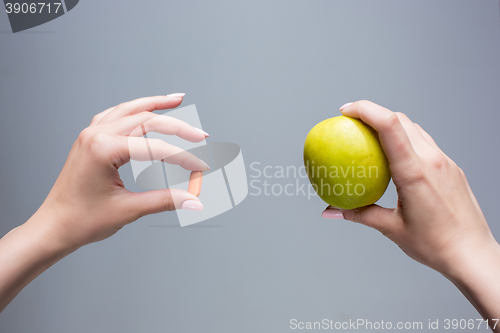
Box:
29;93;210;251
0;93;211;312
322;100;500;329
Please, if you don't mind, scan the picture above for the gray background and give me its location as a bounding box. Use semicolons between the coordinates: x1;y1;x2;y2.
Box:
1;1;499;332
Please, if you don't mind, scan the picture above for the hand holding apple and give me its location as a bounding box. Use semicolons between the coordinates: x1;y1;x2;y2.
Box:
321;100;500;328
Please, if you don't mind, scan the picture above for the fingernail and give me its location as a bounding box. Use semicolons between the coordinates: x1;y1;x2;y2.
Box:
200;159;211;170
181;200;204;211
194;127;209;137
166;93;185;98
322;208;344;219
339;102;353;111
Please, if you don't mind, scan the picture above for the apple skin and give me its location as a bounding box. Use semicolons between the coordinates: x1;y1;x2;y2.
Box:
303;116;391;210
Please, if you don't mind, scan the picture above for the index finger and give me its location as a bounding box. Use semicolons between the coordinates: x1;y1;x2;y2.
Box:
97;93;186;125
340;100;418;171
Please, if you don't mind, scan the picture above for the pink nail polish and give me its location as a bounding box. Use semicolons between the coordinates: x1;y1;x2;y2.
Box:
166;93;185;98
181;200;203;211
194;127;209;137
199;159;211;170
322;209;344;219
339;102;353;111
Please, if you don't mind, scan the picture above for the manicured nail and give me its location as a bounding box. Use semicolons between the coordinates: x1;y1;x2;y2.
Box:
322;208;344;219
181;200;203;211
339;102;353;111
194;127;209;137
200;159;211;170
166;93;185;98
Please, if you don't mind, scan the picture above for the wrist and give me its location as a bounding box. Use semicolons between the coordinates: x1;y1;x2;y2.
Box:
441;238;500;324
0;211;77;312
23;203;81;259
441;237;500;282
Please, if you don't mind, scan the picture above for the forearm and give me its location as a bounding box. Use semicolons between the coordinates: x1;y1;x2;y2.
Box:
0;210;75;313
445;241;500;333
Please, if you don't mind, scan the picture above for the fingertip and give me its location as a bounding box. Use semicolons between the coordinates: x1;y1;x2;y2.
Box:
322;207;344;219
339;102;353;112
181;158;210;172
162;94;184;108
181;199;204;211
168;188;203;211
194;127;209;137
166;93;185;98
200;159;210;171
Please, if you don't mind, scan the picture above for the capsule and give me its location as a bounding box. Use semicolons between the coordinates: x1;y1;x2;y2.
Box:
188;171;203;197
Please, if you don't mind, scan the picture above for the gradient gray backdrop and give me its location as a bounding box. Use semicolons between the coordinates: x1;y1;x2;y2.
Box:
1;1;499;332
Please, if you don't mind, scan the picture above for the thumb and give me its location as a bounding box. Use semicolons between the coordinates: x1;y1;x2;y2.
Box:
324;204;402;238
126;189;203;218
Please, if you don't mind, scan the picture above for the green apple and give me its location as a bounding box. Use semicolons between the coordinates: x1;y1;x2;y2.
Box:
303;116;391;209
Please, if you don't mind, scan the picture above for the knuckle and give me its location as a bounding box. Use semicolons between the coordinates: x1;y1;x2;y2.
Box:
147;139;169;160
138;96;162;110
342;209;356;222
351;210;363;224
77;127;94;143
160;193;175;211
89;132;110;144
147;138;164;150
457;165;467;180
90;114;100;125
154;95;167;106
77;129;115;160
393;140;409;155
381;113;400;132
403;163;426;185
137;110;152;118
136;111;155;124
394;111;408;121
353;100;371;110
377;224;394;238
86;132;114;155
458;166;465;177
356;99;371;106
427;151;448;170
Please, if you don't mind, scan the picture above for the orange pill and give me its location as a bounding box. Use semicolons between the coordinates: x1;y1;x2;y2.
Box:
188;171;203;197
